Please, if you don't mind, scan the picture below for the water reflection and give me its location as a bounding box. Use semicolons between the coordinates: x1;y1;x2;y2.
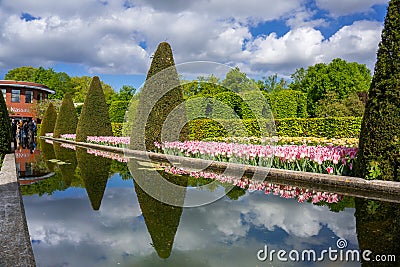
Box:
355;199;400;266
19;143;400;266
76;147;112;210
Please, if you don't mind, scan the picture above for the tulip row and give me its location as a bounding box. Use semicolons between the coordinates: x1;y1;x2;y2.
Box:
163;165;342;204
206;136;359;147
156;140;357;176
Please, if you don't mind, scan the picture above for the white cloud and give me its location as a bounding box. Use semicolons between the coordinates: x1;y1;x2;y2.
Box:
315;0;388;17
0;0;387;79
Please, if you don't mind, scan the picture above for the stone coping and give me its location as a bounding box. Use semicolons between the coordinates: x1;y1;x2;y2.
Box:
44;137;400;203
0;153;36;267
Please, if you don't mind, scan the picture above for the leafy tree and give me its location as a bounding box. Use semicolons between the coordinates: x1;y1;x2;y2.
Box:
131;42;188;151
32;99;62;121
221;67;257;93
109;85;136;102
71;76;115;103
39;102;57;136
0;91;11;154
355;0;400;181
257;73;288;93
76;76;113;142
53;93;78;138
316;92;364;117
290;58;372;117
4;66;37;81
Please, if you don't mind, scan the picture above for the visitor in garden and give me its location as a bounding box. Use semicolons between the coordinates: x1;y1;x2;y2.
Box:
11;118;17;143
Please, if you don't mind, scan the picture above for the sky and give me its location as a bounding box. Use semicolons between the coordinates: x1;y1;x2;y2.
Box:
0;0;389;91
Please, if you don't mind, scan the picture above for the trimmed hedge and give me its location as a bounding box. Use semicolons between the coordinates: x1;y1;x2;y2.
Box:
76;76;113;142
188;117;362;140
0;92;11;153
108;101;130;123
267;90;308;118
39;102;57;136
53;93;78;138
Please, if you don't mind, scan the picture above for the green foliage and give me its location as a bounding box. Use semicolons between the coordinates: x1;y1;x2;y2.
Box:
213;91;244;118
181;75;225;98
39;102;57;136
71;76;115;103
76;147;111;210
108;101;130;123
268;90;308;118
131;42;188;151
0;91;11;153
240;90;273;120
257;73;288;93
356;0;400;181
317;92;365;117
290;58;372;117
53;93;78;138
189;117;362;140
76;76;113;142
32;99;62;121
221;67;257;93
108;85;136;102
20;172;67;196
111;123;123;137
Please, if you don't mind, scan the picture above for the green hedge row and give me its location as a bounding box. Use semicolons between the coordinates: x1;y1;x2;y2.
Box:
109;101;130;123
188;117;362;140
112;116;361;139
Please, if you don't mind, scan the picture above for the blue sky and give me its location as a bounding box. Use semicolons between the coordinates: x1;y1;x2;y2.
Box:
0;0;389;91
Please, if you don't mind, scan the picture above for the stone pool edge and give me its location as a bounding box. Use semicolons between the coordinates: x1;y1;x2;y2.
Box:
0;153;36;267
43;137;400;202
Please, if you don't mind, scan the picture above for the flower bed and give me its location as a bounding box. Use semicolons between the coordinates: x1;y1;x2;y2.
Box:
156;140;357;176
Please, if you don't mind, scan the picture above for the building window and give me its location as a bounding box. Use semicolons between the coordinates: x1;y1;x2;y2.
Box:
11;89;20;103
1;89;5;101
25;90;33;103
38;92;43;102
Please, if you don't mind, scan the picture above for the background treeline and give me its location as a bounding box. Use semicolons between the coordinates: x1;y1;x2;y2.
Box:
4;57;371;125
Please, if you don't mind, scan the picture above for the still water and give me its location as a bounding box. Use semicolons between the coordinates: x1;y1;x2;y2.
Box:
19;141;399;267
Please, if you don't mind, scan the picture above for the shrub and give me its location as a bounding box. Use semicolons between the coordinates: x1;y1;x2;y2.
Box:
0;91;11;153
356;0;400;181
76;76;113;142
53;93;78;138
240;90;273;120
131;42;188;151
108;101;130;123
188;117;362;140
268;90;308;118
39;102;57;136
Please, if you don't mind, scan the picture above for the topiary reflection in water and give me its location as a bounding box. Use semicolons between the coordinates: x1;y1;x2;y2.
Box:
54;143;77;187
38;139;57;172
355;199;400;266
76;147;111;211
130;159;188;259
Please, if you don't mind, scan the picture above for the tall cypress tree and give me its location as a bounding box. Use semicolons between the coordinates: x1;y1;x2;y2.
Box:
76;76;112;142
355;0;400;181
130;42;188;151
39;102;57;136
0;92;11;154
53;93;78;138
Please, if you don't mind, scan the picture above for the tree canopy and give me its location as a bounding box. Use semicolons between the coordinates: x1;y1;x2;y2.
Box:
289;58;372;117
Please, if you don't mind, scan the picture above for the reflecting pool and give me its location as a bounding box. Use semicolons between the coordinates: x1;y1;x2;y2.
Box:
20;142;400;266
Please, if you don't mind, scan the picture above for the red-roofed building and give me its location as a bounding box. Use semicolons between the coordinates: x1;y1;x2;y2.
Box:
0;80;56;123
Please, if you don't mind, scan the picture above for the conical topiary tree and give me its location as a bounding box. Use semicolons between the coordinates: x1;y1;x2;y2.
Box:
355;0;400;181
53;93;78;138
131;42;188;151
39;102;57;136
76;76;112;142
0;92;11;154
